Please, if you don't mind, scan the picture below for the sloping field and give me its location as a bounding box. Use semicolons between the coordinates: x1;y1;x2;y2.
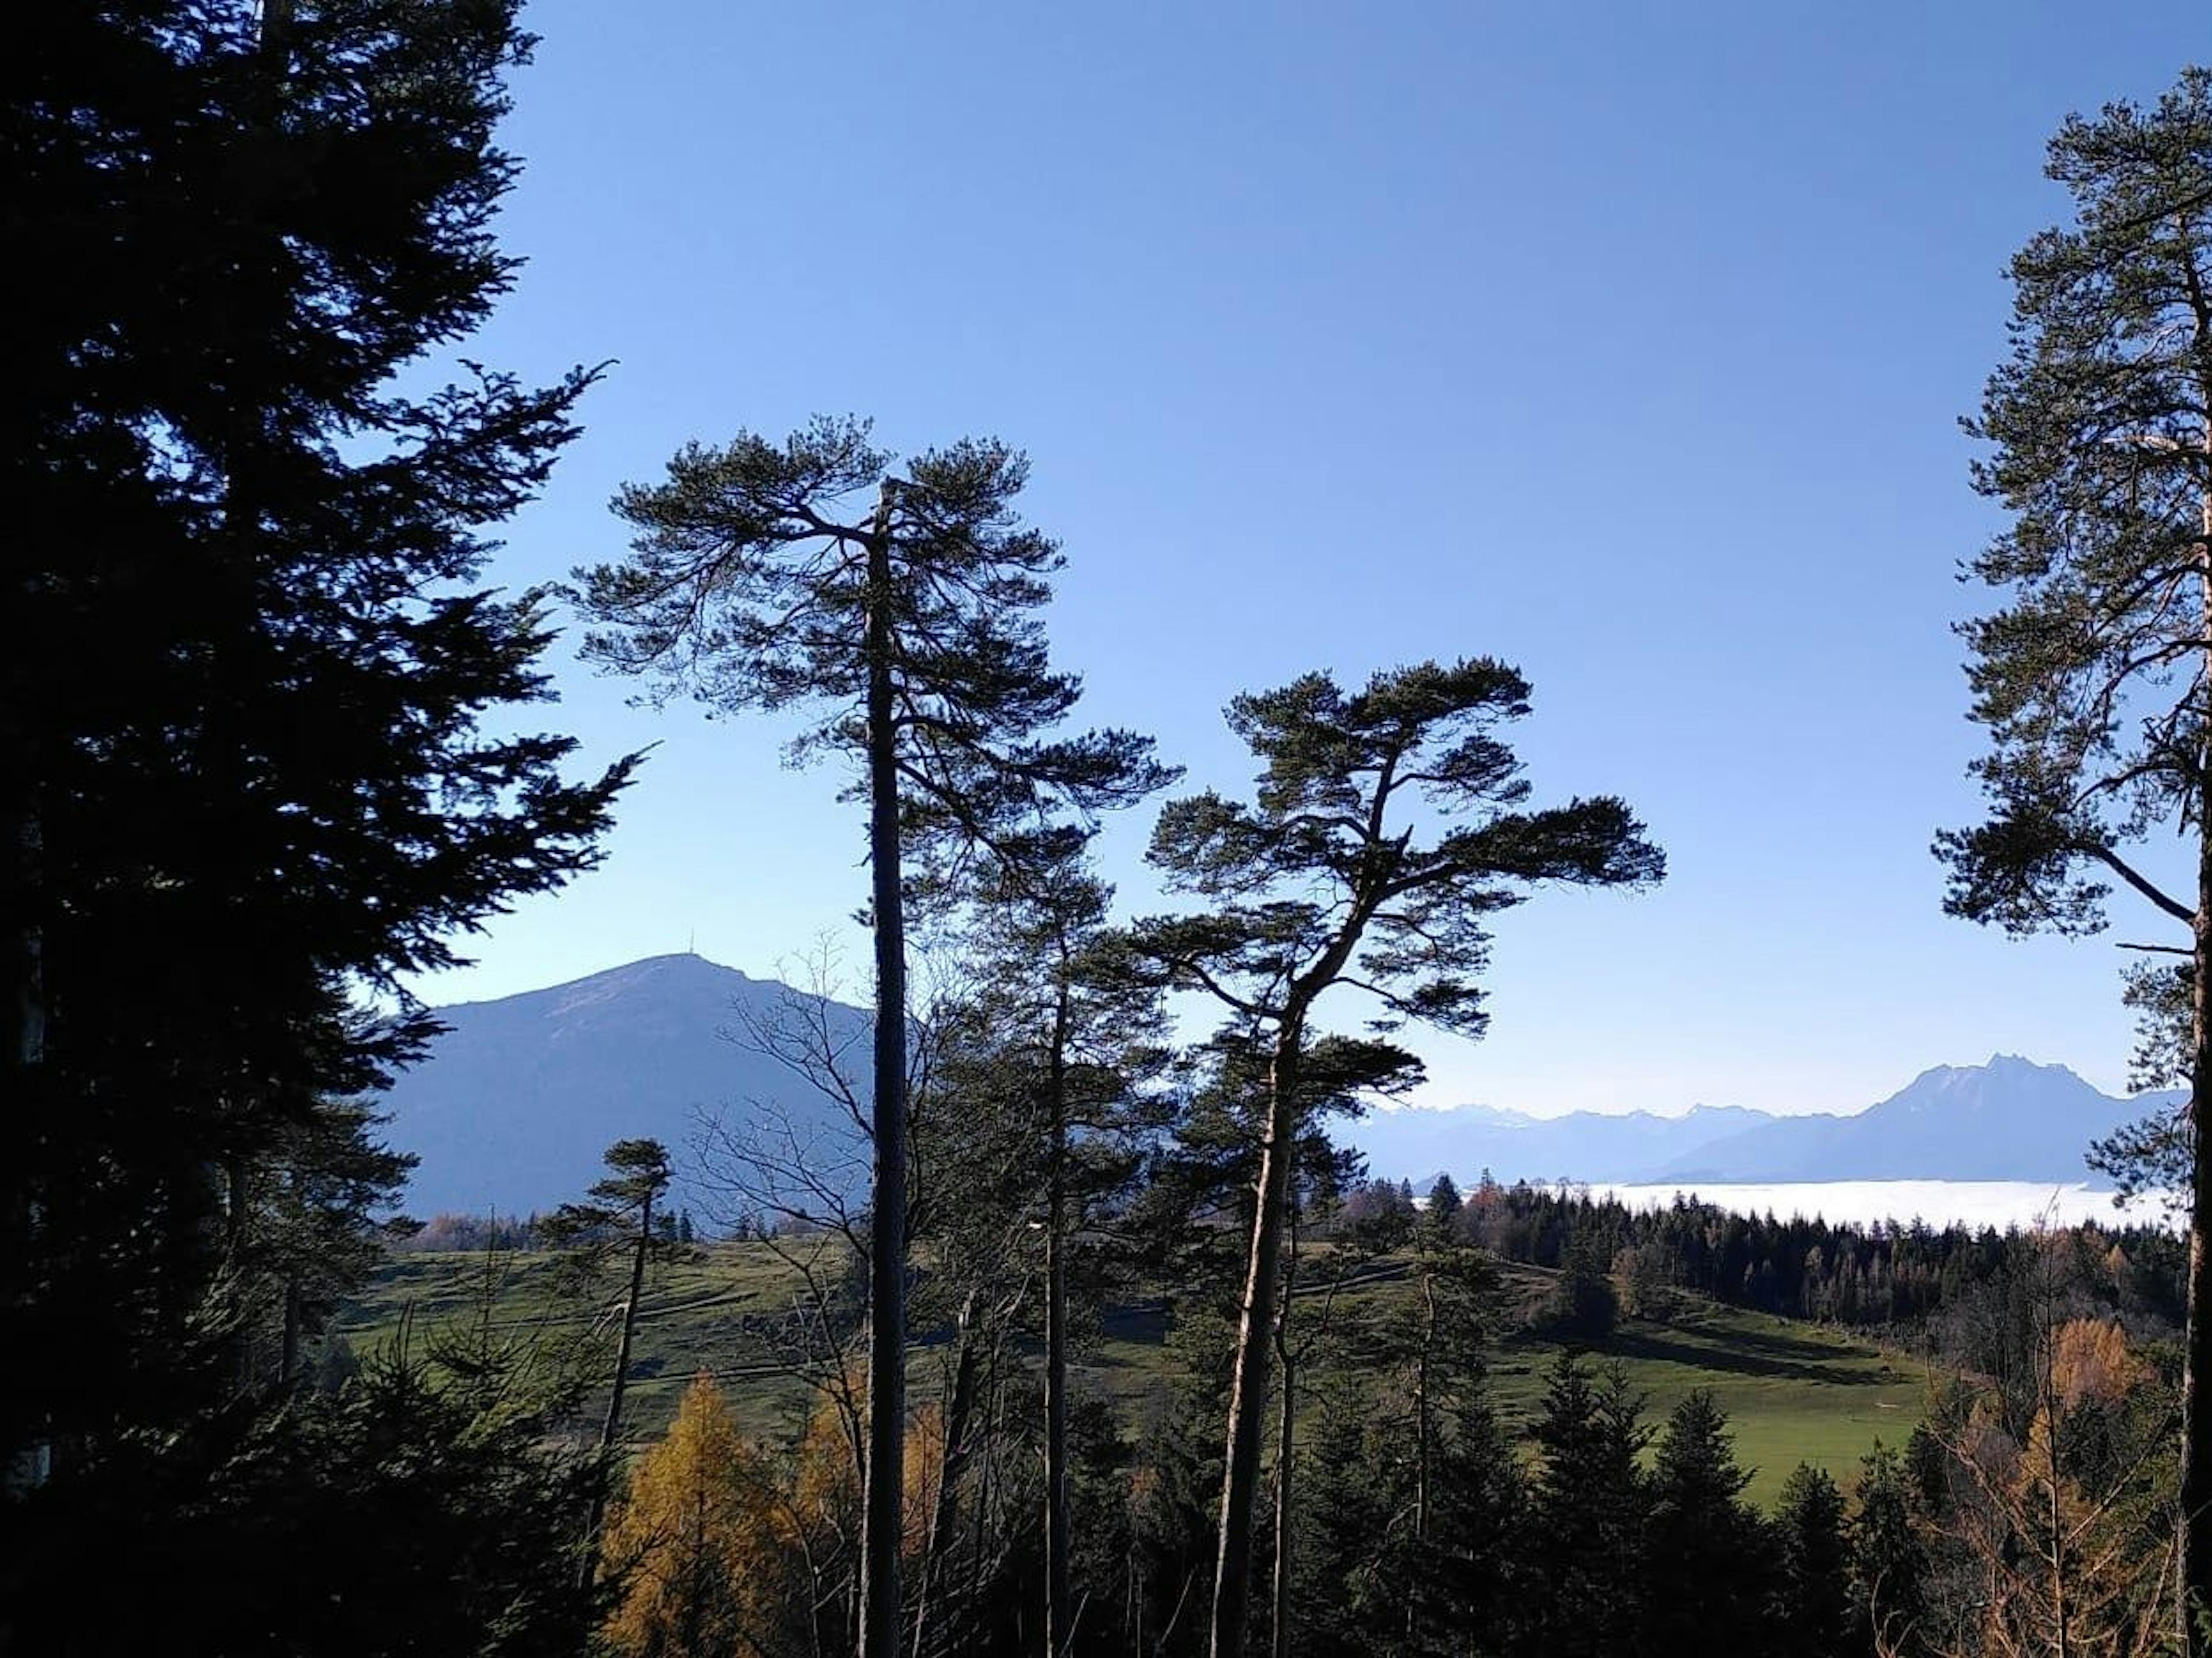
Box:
339;1246;1926;1509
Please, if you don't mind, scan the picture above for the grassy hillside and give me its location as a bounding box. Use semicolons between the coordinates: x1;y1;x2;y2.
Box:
337;1244;1926;1509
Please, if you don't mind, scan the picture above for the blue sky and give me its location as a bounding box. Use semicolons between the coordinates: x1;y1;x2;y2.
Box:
419;2;2203;1117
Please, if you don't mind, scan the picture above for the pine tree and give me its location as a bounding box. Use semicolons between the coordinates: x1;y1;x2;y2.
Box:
543;1138;675;1584
1419;1391;1527;1657
953;824;1174;1656
573;418;1165;1658
1425;1171;1464;1236
1934;67;2212;1646
1123;660;1662;1656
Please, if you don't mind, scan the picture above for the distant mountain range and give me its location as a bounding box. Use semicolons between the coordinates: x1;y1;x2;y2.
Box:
373;955;2181;1216
1347;1055;2182;1189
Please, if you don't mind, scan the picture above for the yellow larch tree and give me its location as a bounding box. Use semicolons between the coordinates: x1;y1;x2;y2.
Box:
601;1373;800;1658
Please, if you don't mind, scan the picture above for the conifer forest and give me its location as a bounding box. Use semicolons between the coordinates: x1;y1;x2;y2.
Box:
7;6;2212;1656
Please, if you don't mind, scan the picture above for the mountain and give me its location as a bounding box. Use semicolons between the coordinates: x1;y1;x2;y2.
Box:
374;953;870;1218
376;956;2183;1212
1349;1054;2182;1189
1347;1101;1780;1187
1656;1055;2183;1183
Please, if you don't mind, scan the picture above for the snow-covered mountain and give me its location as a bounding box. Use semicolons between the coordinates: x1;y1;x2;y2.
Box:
374;953;868;1218
1349;1055;2181;1189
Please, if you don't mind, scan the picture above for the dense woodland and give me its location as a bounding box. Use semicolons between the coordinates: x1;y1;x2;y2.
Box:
5;5;2209;1656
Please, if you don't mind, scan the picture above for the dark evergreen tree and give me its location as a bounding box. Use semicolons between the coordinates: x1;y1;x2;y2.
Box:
1418;1390;1528;1657
574;417;1166;1657
1851;1441;1930;1658
1772;1463;1853;1658
1122;660;1662;1656
1934;67;2212;1646
1546;1222;1620;1339
1525;1352;1649;1657
1291;1374;1407;1658
10;1330;607;1657
3;1;628;1640
1425;1171;1464;1235
952;816;1176;1656
1639;1390;1768;1658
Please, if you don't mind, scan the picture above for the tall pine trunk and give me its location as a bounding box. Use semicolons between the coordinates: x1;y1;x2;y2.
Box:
862;481;911;1658
1044;985;1073;1658
2188;688;2212;1656
2182;286;2212;1658
1270;1220;1298;1658
579;1182;653;1590
1209;1034;1301;1658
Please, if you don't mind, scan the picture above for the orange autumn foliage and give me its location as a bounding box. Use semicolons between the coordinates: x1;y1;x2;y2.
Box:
601;1374;797;1658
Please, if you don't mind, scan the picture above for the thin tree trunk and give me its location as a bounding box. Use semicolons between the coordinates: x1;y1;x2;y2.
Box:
861;479;910;1658
227;1156;253;1392
6;809;48;1490
1416;1267;1434;1543
1044;983;1073;1658
579;1182;653;1589
2188;819;2211;1658
1210;1032;1302;1658
1409;1262;1435;1649
911;1293;981;1658
1270;1208;1299;1658
2187;464;2212;1658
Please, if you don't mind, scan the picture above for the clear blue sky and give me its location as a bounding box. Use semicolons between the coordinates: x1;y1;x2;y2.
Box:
416;1;2205;1117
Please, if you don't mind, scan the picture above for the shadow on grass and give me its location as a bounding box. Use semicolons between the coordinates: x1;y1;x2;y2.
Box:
1597;1324;1884;1388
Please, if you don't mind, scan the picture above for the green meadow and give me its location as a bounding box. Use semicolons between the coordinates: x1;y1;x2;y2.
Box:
339;1244;1927;1510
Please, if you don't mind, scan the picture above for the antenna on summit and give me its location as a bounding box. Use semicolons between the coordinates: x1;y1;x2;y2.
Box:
687;928;696;956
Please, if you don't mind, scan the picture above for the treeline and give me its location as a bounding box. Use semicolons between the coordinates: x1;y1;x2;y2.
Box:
1339;1176;2187;1338
592;1221;2177;1658
609;1349;1879;1658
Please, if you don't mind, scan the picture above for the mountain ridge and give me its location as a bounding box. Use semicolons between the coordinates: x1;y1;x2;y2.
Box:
372;956;2180;1213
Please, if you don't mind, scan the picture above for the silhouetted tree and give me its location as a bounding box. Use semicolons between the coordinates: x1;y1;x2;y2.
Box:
1640;1390;1768;1658
1853;1442;1931;1658
1774;1464;1854;1658
1525;1352;1649;1657
955;823;1175;1656
2;0;630;1636
1935;67;2212;1646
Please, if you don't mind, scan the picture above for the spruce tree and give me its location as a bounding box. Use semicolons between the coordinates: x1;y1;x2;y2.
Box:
1773;1463;1855;1658
1525;1352;1649;1658
574;418;1165;1658
1936;67;2212;1645
1123;660;1661;1657
1851;1443;1930;1658
1640;1391;1767;1658
2;0;629;1584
